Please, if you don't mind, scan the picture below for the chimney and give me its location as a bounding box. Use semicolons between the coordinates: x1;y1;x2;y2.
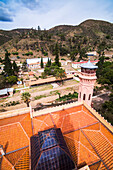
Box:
0;145;5;156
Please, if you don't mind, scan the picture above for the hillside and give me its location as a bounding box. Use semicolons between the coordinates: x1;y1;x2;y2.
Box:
0;19;113;61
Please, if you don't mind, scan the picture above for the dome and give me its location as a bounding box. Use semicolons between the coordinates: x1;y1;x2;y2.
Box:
81;59;98;69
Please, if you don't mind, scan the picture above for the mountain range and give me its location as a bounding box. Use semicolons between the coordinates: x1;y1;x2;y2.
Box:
0;19;113;60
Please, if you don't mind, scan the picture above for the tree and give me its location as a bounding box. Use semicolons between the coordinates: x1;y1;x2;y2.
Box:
55;43;60;67
46;58;51;67
38;26;41;31
55;68;66;85
22;61;28;72
6;76;17;85
12;61;19;75
3;50;13;76
40;57;44;68
0;75;6;89
21;92;31;107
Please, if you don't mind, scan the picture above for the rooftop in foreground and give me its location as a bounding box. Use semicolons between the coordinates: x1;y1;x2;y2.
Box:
0;102;113;170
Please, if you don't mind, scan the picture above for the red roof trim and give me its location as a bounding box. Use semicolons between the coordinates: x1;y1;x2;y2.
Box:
72;60;99;64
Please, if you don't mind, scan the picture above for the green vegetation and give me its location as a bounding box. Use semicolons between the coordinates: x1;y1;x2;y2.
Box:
56;92;78;102
96;57;113;87
0;50;19;89
40;57;44;68
55;68;66;84
98;93;113;125
22;61;28;72
1;101;20;107
54;43;61;67
34;95;46;100
96;56;113;125
3;50;14;76
12;52;18;55
23;52;33;56
21;92;31;107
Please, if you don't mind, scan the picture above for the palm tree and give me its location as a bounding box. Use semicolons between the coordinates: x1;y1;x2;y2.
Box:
21;92;31;107
55;68;66;85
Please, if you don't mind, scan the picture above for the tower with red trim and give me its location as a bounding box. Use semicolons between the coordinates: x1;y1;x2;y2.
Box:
78;59;98;105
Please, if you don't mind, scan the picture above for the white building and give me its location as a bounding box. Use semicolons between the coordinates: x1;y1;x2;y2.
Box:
86;51;98;57
26;58;51;69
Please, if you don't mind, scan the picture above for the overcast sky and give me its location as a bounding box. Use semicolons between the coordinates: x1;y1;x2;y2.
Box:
0;0;113;30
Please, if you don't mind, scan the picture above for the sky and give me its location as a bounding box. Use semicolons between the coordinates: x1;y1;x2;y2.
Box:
0;0;113;30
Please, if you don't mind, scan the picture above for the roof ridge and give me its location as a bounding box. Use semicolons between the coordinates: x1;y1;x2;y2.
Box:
82;110;98;121
19;114;28;123
14;147;29;167
18;122;29;140
100;131;113;147
79;141;100;159
83;129;100;132
0;121;18;128
64;135;77;142
2;155;14;169
81;129;109;170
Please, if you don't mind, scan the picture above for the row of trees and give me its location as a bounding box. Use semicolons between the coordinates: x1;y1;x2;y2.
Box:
0;50;19;89
41;43;66;84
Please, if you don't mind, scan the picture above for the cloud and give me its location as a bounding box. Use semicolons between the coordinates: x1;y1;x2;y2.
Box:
0;0;113;30
0;2;13;22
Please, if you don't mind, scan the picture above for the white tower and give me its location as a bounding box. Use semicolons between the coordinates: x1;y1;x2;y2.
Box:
78;59;98;105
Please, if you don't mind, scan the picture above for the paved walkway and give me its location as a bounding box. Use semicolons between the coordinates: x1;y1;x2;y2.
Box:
7;83;79;103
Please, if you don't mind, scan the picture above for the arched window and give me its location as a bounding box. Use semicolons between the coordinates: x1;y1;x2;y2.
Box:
83;94;86;100
79;92;81;98
88;94;91;100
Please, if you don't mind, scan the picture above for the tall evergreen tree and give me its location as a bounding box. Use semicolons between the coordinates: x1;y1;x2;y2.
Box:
55;43;60;67
12;61;19;75
41;57;44;68
3;50;13;76
49;58;51;66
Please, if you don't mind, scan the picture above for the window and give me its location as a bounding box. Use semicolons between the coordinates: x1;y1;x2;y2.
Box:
79;92;81;98
88;94;91;100
83;94;86;100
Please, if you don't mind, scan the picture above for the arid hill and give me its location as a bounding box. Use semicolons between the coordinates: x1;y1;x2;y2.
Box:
0;19;113;60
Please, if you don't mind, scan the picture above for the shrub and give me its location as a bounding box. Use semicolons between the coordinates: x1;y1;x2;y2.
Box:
12;52;18;55
17;56;20;59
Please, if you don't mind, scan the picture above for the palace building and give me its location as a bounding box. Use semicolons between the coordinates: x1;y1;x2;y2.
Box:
0;60;113;170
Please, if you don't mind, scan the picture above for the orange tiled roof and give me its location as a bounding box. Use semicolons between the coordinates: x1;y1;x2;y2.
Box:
0;104;113;169
0;113;32;169
0;156;13;170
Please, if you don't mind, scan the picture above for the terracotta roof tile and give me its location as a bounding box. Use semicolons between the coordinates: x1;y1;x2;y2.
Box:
64;130;80;141
33;114;54;134
0;123;29;153
6;147;28;166
83;130;113;169
80;131;98;156
0;156;13;170
0;104;113;169
64;130;100;167
78;143;100;166
64;135;78;164
52;110;98;134
83;122;100;130
20;114;33;137
89;161;102;170
14;147;29;170
99;162;107;170
100;124;113;144
0;113;30;126
82;106;96;118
